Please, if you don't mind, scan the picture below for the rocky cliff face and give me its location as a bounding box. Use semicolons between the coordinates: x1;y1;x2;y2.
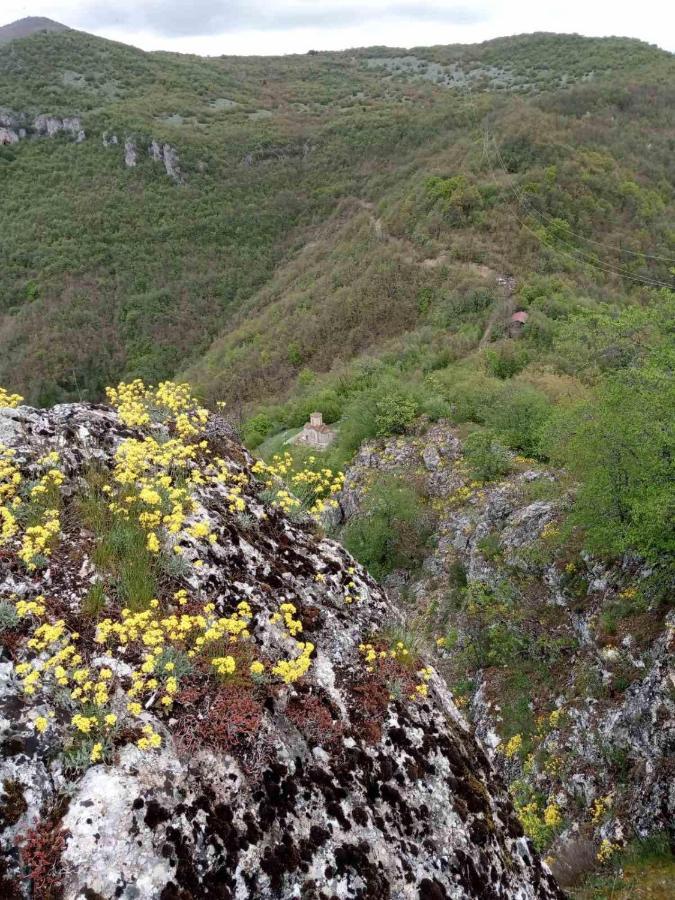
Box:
0;110;85;144
0;401;562;899
334;423;674;885
0;110;182;181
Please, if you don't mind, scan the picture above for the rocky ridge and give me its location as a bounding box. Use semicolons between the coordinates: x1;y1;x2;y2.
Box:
0;402;563;899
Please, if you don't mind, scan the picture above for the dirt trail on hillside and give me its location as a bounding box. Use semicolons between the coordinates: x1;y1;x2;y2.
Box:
352;197;447;267
479;275;517;348
348;198;517;342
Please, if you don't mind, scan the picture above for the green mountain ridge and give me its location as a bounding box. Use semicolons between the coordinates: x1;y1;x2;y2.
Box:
0;27;673;409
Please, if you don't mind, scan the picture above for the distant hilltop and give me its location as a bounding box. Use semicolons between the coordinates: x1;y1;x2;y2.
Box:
0;16;69;44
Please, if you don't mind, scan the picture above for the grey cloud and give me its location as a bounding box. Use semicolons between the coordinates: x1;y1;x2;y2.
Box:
76;1;488;38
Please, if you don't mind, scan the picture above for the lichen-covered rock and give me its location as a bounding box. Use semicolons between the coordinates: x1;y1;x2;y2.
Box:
0;403;563;899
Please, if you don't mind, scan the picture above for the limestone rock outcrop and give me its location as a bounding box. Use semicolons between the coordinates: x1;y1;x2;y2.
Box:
334;421;674;885
0;402;563;899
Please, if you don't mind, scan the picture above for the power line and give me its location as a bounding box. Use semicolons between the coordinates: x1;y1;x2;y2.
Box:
488;133;675;265
489;134;675;271
484;130;674;289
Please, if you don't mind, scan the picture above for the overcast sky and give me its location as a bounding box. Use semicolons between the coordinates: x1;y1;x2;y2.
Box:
3;1;673;55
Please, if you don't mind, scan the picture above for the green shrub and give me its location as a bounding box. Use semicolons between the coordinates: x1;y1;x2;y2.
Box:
243;412;276;448
420;394;453;421
341;476;433;580
542;353;675;559
484;383;551;455
463;429;512;482
485;344;530;380
374;391;418;436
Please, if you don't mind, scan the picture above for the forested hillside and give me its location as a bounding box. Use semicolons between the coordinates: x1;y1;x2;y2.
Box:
0;29;673;408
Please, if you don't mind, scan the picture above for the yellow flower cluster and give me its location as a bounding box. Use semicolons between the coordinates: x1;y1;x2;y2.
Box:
137;723;162;751
389;641;411;663
6;380;341;770
543;754;563;777
515;800;562;846
102;380;229;561
270;602;303;637
271;641;314;684
106;380;209;440
0;387;23;408
95;597;254;707
0;446;21;500
504;733;523;758
15;596;47;618
358;642;389;673
269;601;314;684
359;639;416;673
0;448;64;569
13;582;319;761
412;666;434;699
448;485;473;507
106;393;252;561
109;434;201;555
341;566;360;605
591;793;613;825
358;641;434;702
34;714;51;733
543;801;562;828
13;607;121;766
212;656;236;676
252;453;344;516
596;838;619;863
18;508;61;570
105;379;153;427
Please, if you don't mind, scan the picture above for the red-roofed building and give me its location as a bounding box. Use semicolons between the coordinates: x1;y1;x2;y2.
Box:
509;310;529;336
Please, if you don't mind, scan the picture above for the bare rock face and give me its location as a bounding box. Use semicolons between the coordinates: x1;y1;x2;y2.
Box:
33;114;85;141
148;139;182;181
161;142;181;181
0;126;19;144
0;111;185;181
124;138;137;167
0;403;563;899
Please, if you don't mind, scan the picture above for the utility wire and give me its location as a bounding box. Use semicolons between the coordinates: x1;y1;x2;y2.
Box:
489;134;675;265
489;133;675;272
483;128;674;289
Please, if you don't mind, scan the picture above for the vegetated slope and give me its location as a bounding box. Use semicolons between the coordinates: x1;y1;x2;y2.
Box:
0;27;673;407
